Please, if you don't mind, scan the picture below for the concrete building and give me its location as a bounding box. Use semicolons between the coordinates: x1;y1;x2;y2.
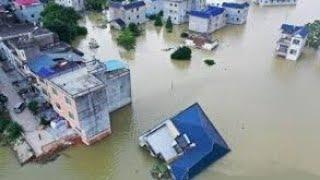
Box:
255;0;297;6
276;24;308;61
189;6;226;34
27;56;132;145
109;1;147;29
55;0;85;11
222;2;249;25
13;0;44;23
163;0;206;24
139;103;230;179
144;0;163;16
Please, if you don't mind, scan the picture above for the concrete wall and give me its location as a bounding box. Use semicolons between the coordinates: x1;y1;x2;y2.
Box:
189;16;209;34
14;3;44;23
145;0;163;16
123;6;147;25
224;7;249;25
163;0;188;24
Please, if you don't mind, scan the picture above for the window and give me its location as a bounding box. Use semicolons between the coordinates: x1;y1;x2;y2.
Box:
68;111;74;119
289;49;297;55
65;96;71;105
55;103;61;110
293;39;300;45
137;15;139;19
52;87;58;95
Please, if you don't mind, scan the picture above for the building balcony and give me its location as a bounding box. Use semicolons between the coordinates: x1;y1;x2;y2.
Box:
276;46;288;57
277;37;292;46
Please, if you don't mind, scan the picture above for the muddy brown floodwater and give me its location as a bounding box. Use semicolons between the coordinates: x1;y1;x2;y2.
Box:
1;0;320;180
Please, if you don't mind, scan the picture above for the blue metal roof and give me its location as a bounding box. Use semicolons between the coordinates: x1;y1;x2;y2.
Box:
189;6;225;19
169;103;230;180
222;2;249;9
104;59;129;72
27;53;84;78
123;1;145;10
281;24;309;38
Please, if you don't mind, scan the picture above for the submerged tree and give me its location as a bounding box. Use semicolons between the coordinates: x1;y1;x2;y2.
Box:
117;28;136;50
171;46;192;60
306;20;320;49
165;17;173;32
154;15;163;27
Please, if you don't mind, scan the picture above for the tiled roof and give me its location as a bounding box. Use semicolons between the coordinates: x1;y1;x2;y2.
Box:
189;6;225;19
169;103;230;180
222;2;249;9
281;24;309;38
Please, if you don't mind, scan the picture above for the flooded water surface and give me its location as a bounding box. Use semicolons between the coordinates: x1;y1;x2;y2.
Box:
1;0;320;180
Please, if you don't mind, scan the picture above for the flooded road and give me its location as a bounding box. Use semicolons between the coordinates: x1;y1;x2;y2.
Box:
1;0;320;179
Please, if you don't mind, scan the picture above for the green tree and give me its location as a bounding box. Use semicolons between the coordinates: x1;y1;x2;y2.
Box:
154;15;163;27
128;23;141;37
4;121;23;143
117;28;136;50
165;17;173;32
86;0;106;11
0;119;10;134
27;101;40;115
171;46;192;60
41;3;87;43
306;20;320;49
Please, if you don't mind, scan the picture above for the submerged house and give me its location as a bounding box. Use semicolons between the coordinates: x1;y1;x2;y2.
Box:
189;6;227;34
144;0;163;16
13;0;44;23
276;24;308;61
255;0;297;6
222;2;249;25
163;0;206;25
109;1;147;29
139;103;230;180
27;56;132;145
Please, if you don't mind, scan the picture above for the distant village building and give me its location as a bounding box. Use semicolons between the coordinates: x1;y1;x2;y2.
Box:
222;2;249;25
109;1;147;30
255;0;297;6
276;24;308;61
163;0;206;24
0;0;9;6
13;0;44;23
27;56;132;145
189;6;227;34
139;103;230;180
55;0;85;11
144;0;163;16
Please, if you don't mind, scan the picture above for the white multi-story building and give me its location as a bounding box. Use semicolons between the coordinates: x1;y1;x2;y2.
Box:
109;1;147;29
163;0;206;24
55;0;85;11
276;24;308;61
189;6;226;34
255;0;297;6
144;0;163;16
222;2;249;25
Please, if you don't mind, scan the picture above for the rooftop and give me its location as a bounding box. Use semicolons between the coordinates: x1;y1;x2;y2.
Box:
281;24;309;38
140;103;230;180
104;59;129;72
27;51;85;78
110;1;145;10
222;2;250;9
14;0;40;6
189;6;225;19
50;67;105;97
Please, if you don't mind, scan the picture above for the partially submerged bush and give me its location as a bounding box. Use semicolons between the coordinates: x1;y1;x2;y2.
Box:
151;161;171;179
204;59;216;66
117;28;136;50
154;15;163;27
180;32;189;38
171;46;192;60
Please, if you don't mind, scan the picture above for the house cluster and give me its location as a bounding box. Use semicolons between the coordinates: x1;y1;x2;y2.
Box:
0;10;132;145
108;0;250;34
255;0;297;6
276;24;308;61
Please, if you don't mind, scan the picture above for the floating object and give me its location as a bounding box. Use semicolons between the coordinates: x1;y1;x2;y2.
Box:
89;38;99;49
184;35;219;51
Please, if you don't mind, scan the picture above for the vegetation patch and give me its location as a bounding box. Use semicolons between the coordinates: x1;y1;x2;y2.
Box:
27;101;40;115
116;23;143;50
171;46;192;60
0;112;23;145
154;14;163;27
86;0;107;12
204;59;216;66
151;160;171;179
165;17;173;33
41;3;87;43
306;20;320;49
180;32;189;38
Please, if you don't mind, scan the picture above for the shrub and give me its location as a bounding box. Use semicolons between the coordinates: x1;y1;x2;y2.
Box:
0;119;10;134
117;28;136;50
171;46;192;60
204;59;216;66
128;23;141;37
28;101;40;115
306;20;320;49
180;32;189;38
154;15;163;27
4;121;23;143
165;17;173;32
